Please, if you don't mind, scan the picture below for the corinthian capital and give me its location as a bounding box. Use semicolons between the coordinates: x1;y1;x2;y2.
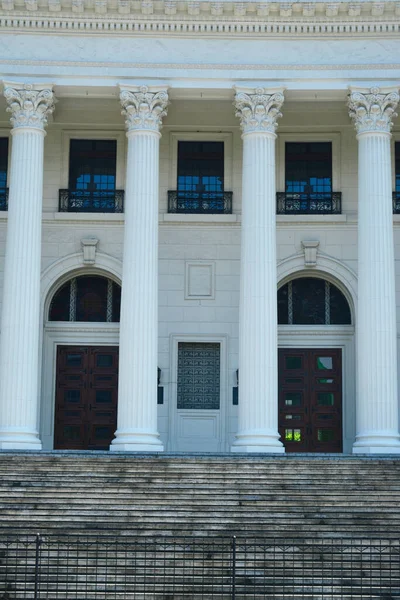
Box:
234;87;284;134
348;87;399;135
119;85;169;133
3;82;55;131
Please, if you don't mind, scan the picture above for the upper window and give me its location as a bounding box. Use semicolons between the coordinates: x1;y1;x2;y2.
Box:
49;275;121;322
277;142;341;215
0;138;8;211
168;141;232;214
278;277;351;325
59;140;123;213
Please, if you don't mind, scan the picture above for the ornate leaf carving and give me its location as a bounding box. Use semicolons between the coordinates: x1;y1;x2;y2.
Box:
234;87;284;134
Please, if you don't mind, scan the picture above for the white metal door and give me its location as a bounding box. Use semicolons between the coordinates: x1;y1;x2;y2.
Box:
172;342;222;452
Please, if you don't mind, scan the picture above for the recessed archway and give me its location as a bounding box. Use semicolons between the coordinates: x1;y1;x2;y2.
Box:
40;253;122;450
276;254;356;454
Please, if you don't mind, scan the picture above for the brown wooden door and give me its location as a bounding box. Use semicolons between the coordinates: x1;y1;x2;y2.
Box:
54;346;118;450
278;349;342;453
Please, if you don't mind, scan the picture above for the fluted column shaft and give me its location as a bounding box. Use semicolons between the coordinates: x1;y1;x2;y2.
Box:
349;86;400;453
0;83;55;449
232;87;285;453
111;85;168;451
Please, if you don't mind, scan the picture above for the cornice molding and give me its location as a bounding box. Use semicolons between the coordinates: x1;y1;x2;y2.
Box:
0;1;400;35
2;58;400;72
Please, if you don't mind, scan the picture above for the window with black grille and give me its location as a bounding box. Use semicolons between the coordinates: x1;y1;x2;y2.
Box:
277;142;340;214
278;277;351;325
171;141;228;213
49;276;121;322
59;140;122;212
286;142;332;196
0;138;8;210
69;139;116;193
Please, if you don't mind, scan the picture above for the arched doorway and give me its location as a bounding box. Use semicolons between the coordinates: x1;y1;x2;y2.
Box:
277;276;353;453
46;274;121;450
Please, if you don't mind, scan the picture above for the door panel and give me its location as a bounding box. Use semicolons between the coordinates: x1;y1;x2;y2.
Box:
54;346;118;450
173;342;222;452
278;349;342;453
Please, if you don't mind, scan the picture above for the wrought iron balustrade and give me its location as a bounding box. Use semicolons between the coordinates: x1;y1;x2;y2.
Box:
168;190;233;214
59;189;124;213
277;191;342;215
393;191;400;213
0;532;399;599
0;187;8;211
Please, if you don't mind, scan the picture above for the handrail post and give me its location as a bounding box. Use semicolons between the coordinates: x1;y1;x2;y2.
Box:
34;533;42;600
231;536;236;600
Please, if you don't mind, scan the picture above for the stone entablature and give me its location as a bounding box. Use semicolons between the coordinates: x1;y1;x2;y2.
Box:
0;0;400;36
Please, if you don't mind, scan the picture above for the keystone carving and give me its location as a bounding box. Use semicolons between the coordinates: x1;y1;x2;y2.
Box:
119;85;169;132
348;87;399;134
234;87;284;135
302;240;320;268
3;83;55;130
81;237;98;265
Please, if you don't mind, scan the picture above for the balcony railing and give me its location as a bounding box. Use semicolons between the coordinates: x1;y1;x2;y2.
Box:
168;190;233;214
0;187;8;211
59;189;124;213
393;191;400;213
276;192;342;215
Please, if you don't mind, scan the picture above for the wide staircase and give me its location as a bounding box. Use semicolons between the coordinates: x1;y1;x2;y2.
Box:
0;452;399;599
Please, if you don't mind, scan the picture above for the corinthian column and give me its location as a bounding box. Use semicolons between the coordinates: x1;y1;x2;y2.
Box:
111;85;168;452
348;86;400;453
231;87;285;453
0;83;55;449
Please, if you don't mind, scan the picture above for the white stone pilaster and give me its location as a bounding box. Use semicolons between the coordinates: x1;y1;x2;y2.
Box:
110;85;168;452
0;83;55;449
348;86;400;454
231;87;285;453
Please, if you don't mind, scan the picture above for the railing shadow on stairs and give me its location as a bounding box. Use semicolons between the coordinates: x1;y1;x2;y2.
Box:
0;532;399;599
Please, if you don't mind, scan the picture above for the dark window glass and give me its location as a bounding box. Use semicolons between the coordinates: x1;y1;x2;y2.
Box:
49;276;121;322
112;281;121;323
285;142;332;195
177;141;224;199
395;142;400;193
292;278;325;324
285;356;302;370
49;282;71;321
64;390;81;403
96;390;112;404
96;354;113;368
330;283;352;324
69;140;116;193
76;276;108;322
0;138;8;190
278;278;351;325
66;354;82;368
277;283;288;324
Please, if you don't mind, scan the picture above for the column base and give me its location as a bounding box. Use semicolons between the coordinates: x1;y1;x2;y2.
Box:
231;431;285;454
353;446;400;454
353;431;400;454
110;429;164;453
0;428;42;450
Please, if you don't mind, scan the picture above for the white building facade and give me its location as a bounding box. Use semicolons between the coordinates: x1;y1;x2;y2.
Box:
0;0;399;455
